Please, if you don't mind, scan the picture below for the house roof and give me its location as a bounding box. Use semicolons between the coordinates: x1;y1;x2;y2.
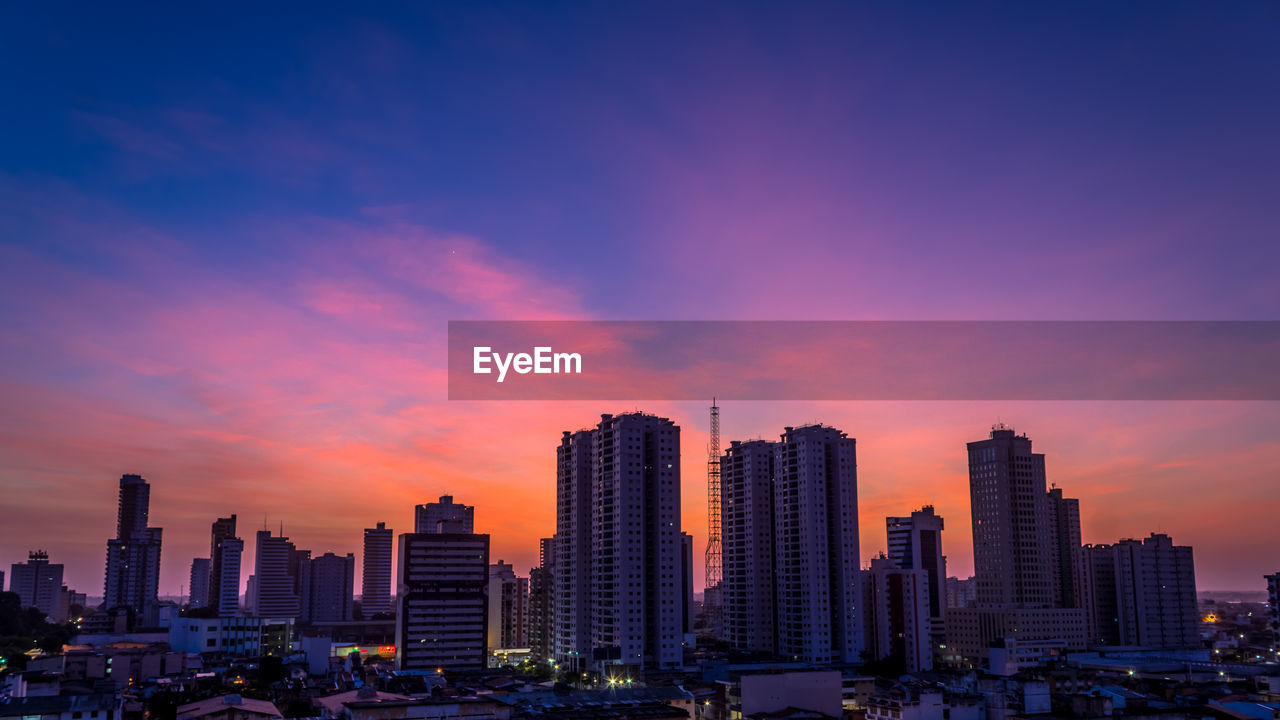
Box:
177;694;282;720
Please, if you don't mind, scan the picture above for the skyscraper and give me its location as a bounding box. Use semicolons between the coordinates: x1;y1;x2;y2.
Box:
415;495;474;534
1078;544;1121;646
396;531;490;671
189;558;211;609
251;529;303;618
553;412;684;673
886;506;946;654
304;552;356;623
213;537;243;617
1112;533;1198;649
1047;487;1083;608
9;551;64;619
947;427;1087;663
721;439;777;654
104;474;163;626
865;555;932;673
773;424;863;665
208;515;239;615
528;538;556;663
488;560;529;653
362;522;394;617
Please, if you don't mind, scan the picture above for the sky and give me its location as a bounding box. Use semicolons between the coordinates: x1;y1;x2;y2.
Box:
1;2;1279;599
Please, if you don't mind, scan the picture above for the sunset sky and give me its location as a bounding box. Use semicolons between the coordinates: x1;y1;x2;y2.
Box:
2;3;1279;598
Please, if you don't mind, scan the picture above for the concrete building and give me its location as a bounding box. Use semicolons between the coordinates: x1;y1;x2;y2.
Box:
305;552;356;623
208;515;239;615
1113;533;1199;649
886;506;946;654
414;495;474;534
211;537;243;618
711;671;843;720
721;439;777;654
8;551;64;620
946;576;976;609
773;424;863;664
169;616;295;657
103;474;163;626
189;558;211;609
865;556;932;673
1047;488;1083;609
1268;572;1280;651
1078;543;1121;646
177;695;282;720
251;530;304;619
949;427;1087;664
553;412;685;673
527;538;555;662
362;522;394;617
396;531;490;671
487;560;528;656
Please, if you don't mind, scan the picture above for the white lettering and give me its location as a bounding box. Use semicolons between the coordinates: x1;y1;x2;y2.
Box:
473;346;582;382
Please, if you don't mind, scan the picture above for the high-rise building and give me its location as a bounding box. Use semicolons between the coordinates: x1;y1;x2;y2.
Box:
488;560;529;654
251;529;303;618
1078;544;1121;646
213;537;243;617
721;439;777;654
681;532;695;637
553;412;685;673
773;424;863;664
1047;488;1083;608
208;515;239;614
304;552;356;623
415;495;474;534
865;555;933;673
189;558;211;609
104;474;163;626
1267;572;1280;652
1112;533;1198;649
886;506;946;654
946;427;1087;663
362;522;394;617
528;538;556;663
9;551;64;619
946;577;976;609
396;531;490;671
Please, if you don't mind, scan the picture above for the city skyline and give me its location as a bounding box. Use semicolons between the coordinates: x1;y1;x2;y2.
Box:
3;4;1279;606
2;412;1272;601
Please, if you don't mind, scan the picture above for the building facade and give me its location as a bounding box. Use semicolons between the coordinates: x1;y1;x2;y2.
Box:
362;522;394;618
103;474;163;626
414;495;474;534
886;506;946;654
305;552;356;623
9;551;64;620
721;439;777;654
396;532;490;671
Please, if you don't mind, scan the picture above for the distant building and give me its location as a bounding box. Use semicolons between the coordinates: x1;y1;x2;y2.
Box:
213;537;243;618
1078;544;1121;646
396;531;489;671
361;522;393;617
948;427;1087;663
1268;572;1280;651
721;439;777;654
865;555;933;672
208;515;240;616
553;412;685;673
946;577;976;610
251;530;305;618
1047;488;1083;610
103;474;163;626
773;424;863;664
9;550;64;620
169;616;295;657
305;552;356;623
414;495;474;534
886;506;947;654
527;538;555;662
1112;533;1199;649
488;561;528;657
189;558;211;609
